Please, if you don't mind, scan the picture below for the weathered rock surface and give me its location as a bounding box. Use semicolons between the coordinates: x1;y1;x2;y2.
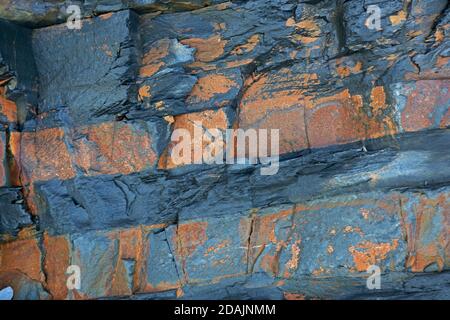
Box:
0;0;449;300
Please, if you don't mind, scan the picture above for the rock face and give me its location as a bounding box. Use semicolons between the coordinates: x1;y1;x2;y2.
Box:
0;0;449;300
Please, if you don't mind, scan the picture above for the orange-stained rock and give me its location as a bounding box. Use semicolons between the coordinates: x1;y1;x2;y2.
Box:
0;130;6;187
306;89;397;148
181;35;227;62
11;128;76;185
238;74;311;155
348;240;400;272
241;207;298;278
43;233;70;300
0;86;17;124
139;38;170;77
400;80;450;132
159;109;229;169
72;121;157;176
336;59;362;78
305;90;366;148
174;221;208;283
108;227;144;296
188;74;238;102
0;237;44;282
176;221;208;259
230;34;260;55
403;191;449;272
283;292;306;300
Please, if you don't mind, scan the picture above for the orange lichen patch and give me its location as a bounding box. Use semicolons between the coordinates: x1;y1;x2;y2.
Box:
348;240;399;272
336;61;362;78
176;287;184;298
73;121;157;176
163;115;175;124
185;61;217;72
436;56;450;69
0;86;17;123
366;113;397;141
435;28;445;42
0;237;44;282
284;292;306;300
405;192;449;272
205;240;231;256
286;18;320;36
188;74;238;102
43;233;70;300
286;241;301;270
138;85;151;102
159;109;228;169
401;80;450;132
389;10;407;25
312;266;329;276
243;208;298;277
139;39;171;77
370;86;387;116
292;35;319;44
176;221;208;261
181;35;227;62
12;128;76;185
306;89;397;147
99;12;113;20
225;58;254;68
343;226;364;236
231;34;260;55
407;30;423;38
253;107;308;155
140;62;165;78
238;73;319;154
0;132;5;187
305;90;365;148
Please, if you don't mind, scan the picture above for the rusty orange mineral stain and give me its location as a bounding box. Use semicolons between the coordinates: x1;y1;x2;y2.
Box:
401;80;450;132
389;10;407;25
99;12;113;20
0;86;17;123
73;122;156;176
108;227;146;296
231;34;260;55
405;193;449;272
0;237;44;282
336;61;362;78
181;35;227;62
188;74;238;102
349;240;399;272
370;86;386;116
436;56;450;68
205;240;231;256
305;90;369;148
159;109;228;169
138;85;151;101
283;292;306;300
13;128;76;185
43;233;71;299
176;221;208;258
225;58;254;68
139;39;171;77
